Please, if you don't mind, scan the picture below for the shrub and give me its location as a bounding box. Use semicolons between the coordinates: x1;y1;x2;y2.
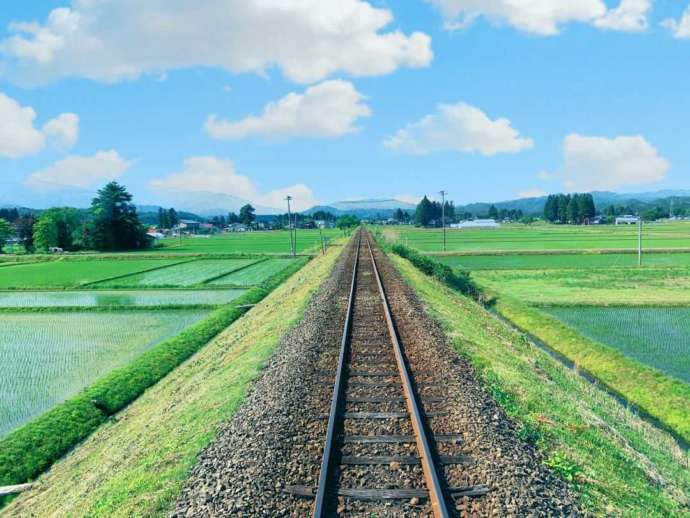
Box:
0;256;309;488
390;243;478;297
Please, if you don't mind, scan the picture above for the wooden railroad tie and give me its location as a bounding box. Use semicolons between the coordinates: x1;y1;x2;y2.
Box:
286;484;490;500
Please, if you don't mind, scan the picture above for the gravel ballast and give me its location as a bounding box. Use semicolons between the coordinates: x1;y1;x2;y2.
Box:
174;234;578;516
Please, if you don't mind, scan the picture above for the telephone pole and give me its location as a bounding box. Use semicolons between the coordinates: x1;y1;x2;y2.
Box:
638;213;642;267
439;190;447;252
286;196;295;257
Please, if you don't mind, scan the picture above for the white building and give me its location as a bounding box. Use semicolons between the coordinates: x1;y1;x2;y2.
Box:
615;215;639;225
451;219;500;229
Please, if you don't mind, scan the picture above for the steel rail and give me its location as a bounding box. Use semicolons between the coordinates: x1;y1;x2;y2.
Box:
365;236;450;518
313;231;361;517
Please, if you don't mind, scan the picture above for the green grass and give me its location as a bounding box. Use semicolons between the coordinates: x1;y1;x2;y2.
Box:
0;259;183;289
388;253;690;516
0;289;246;309
149;229;340;255
473;266;690;306
96;258;258;287
435;252;690;270
383;222;690;253
208;258;297;286
542;306;690;384
0;310;208;437
0;242;340;517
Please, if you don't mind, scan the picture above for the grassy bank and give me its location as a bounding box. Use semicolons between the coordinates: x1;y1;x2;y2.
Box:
493;297;690;443
388;253;689;516
1;244;341;517
0;256;309;495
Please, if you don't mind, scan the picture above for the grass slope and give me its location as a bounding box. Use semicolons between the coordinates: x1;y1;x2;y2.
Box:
1;245;341;517
389;254;690;515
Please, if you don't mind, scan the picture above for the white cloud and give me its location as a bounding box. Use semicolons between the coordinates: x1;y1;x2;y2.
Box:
206;80;371;140
42;112;79;149
518;189;547;199
594;0;650;32
384;102;533;156
557;134;670;191
150;156;317;211
395;194;422;205
426;0;649;35
0;91;78;158
662;5;690;39
26;150;132;189
0;0;432;85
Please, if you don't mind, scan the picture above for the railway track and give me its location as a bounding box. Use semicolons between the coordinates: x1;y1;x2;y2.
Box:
289;230;489;516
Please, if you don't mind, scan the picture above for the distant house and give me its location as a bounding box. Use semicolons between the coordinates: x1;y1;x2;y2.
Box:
227;223;249;232
48;247;64;254
178;219;200;233
452;219;500;229
314;220;334;229
615;215;639;225
147;231;165;239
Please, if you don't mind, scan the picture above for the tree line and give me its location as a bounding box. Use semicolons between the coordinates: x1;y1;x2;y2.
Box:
0;182;151;253
414;196;456;226
543;193;596;224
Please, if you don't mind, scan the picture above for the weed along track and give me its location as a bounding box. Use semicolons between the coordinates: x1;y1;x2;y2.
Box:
174;230;576;517
288;230;482;516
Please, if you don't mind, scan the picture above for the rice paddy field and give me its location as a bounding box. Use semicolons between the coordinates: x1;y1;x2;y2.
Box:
96;258;258;287
0;289;246;308
543;306;690;384
0;310;208;437
150;228;340;254
0;234;313;447
386;221;690;253
208;258;297;286
0;258;183;289
435;252;690;270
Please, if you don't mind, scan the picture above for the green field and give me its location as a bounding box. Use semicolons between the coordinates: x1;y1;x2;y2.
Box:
436;252;690;270
0;259;182;289
543;306;690;383
0;289;246;308
0;310;208;437
96;258;257;287
208;258;297;286
150;229;339;254
384;222;690;253
473;267;690;305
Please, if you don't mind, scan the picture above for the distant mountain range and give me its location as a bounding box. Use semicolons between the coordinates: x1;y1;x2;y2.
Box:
455;190;690;217
304;198;416;219
4;190;690;220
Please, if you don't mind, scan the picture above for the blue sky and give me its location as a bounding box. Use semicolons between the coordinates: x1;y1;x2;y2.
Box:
0;1;689;212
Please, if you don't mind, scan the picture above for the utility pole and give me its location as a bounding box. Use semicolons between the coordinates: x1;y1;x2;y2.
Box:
638;214;643;267
439;190;447;252
286;196;295;257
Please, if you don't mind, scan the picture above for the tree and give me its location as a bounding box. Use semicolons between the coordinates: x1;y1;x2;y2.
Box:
0;218;10;253
227;212;239;224
557;194;570;223
15;216;36;252
487;205;498;219
85;182;150;251
393;208;404;222
415;196;434;226
32;208;82;251
567;194;580;224
168;208;178;227
336;215;360;231
239;204;256;225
